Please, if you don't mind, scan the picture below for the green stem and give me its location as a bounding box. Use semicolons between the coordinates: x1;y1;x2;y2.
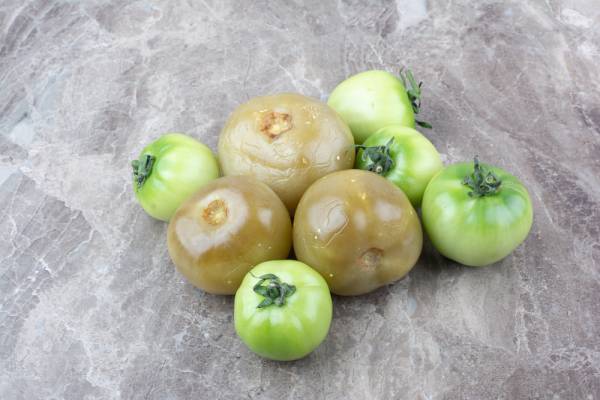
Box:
399;68;432;129
355;138;395;175
250;273;296;309
131;154;155;190
462;156;502;197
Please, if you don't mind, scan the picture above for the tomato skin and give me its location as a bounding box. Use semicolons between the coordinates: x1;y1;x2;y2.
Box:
234;260;332;361
293;169;423;296
218;93;355;214
421;162;533;266
133;133;219;221
167;176;292;294
327;70;415;143
356;125;443;208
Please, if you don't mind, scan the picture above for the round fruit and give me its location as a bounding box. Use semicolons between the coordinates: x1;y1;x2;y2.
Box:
167;176;292;294
293;169;423;295
355;125;443;208
234;260;332;361
421;157;533;267
327;70;430;143
131;133;219;221
218;93;355;213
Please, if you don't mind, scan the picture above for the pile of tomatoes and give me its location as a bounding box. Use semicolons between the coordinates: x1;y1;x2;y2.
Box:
131;70;533;361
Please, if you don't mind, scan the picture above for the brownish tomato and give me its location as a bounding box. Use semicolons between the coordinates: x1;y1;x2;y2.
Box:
167;176;292;294
293;169;422;295
217;93;355;213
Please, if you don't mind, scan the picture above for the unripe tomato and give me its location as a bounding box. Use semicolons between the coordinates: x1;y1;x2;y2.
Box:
355;125;442;208
131;133;219;221
328;70;430;143
422;158;533;266
234;260;332;361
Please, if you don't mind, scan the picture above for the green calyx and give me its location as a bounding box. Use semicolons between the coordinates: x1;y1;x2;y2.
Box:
356;138;395;175
399;68;432;129
131;154;155;190
462;156;502;197
251;273;296;309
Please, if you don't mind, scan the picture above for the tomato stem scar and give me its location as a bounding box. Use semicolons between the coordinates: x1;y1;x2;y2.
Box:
259;111;293;140
202;199;229;225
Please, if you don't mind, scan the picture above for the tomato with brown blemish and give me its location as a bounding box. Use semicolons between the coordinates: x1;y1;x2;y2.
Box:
293;169;423;296
218;93;355;214
167;176;292;294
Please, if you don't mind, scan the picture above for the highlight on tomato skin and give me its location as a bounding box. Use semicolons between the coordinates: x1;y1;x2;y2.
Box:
217;93;355;214
421;157;533;267
234;260;332;361
293;169;423;296
131;133;220;221
166;176;292;295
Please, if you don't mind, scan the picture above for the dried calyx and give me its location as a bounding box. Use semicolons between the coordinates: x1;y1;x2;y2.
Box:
131;154;155;189
462;156;502;197
355;138;395;175
251;273;296;309
399;68;432;129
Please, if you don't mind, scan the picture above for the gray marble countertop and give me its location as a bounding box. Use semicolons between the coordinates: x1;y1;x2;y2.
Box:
1;1;599;399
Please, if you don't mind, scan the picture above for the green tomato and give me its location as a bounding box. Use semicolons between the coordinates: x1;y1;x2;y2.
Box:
421;158;533;266
131;133;219;221
355;125;443;208
234;260;332;361
328;70;429;143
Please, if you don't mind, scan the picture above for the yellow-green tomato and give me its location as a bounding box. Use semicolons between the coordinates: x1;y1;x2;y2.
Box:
218;93;355;214
234;260;332;361
421;158;533;267
131;133;219;221
293;170;423;296
328;70;420;143
355;125;443;208
167;176;292;294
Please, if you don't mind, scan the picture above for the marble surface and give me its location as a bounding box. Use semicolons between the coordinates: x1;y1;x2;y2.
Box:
1;0;599;399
